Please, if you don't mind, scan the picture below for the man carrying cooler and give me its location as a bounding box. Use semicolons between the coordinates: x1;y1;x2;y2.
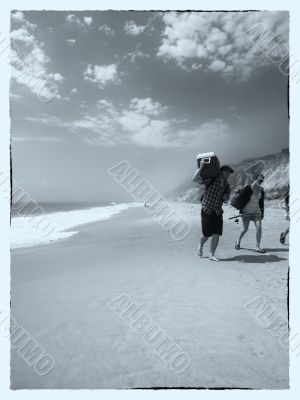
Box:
193;160;234;261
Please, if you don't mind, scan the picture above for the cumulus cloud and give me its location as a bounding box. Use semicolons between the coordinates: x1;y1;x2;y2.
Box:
65;14;80;26
124;20;147;35
11;12;63;101
49;72;63;82
10;28;35;46
83;16;92;26
118;111;149;133
158;11;289;80
11;11;25;22
65;14;93;30
83;64;120;88
11;11;37;29
209;59;226;72
71;88;78;94
99;24;115;37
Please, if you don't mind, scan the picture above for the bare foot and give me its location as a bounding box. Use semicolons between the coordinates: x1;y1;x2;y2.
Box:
255;247;266;253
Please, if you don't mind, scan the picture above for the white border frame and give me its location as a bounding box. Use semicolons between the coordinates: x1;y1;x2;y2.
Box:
1;1;299;398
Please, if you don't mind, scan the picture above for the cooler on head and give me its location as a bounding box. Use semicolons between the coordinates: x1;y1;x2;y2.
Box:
197;152;220;179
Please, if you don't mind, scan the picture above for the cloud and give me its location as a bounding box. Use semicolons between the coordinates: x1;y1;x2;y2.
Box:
83;16;92;26
176;119;229;147
209;59;226;72
68;108;124;146
10;93;24;101
11;11;25;22
65;14;80;26
158;11;289;80
117;110;149;132
84;63;120;88
99;24;115;37
129;98;167;116
12;136;64;143
24;99;229;149
71;88;78;94
11;11;37;29
68;98;172;147
65;14;93;30
16;114;65;142
11;13;63;101
25;114;63;125
66;39;76;45
116;100;227;148
123;48;150;63
124;20;146;36
49;72;63;82
10;28;35;46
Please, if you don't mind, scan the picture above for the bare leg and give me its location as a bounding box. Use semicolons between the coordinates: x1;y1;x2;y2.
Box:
198;236;208;256
280;227;289;244
254;218;262;249
237;219;250;247
210;234;219;257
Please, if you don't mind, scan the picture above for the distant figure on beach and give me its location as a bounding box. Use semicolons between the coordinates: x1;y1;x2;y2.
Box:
280;188;289;244
193;161;233;261
235;173;265;253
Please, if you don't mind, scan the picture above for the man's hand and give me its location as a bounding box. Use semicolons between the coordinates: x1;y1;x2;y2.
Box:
199;158;205;169
222;193;230;203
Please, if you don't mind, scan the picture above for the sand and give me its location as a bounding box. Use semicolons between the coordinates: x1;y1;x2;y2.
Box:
10;202;289;389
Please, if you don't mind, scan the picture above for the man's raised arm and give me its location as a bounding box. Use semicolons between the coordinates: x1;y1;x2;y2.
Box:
192;159;212;186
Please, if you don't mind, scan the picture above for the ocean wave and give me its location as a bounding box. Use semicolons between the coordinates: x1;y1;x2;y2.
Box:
11;203;141;249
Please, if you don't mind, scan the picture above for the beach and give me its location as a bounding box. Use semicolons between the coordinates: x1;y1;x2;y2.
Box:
10;202;289;389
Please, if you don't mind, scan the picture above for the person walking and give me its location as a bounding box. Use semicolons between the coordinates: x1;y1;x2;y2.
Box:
280;188;289;244
193;160;233;261
235;173;265;253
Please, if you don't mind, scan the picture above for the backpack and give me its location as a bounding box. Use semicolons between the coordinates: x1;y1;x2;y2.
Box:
231;188;243;210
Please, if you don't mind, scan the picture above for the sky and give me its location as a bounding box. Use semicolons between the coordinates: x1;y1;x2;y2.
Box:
10;10;289;202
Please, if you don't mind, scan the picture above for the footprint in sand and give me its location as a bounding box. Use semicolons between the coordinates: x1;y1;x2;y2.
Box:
238;335;266;357
238;334;245;343
249;342;267;358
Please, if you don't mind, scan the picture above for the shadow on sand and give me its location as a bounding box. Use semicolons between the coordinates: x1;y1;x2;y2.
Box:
263;247;289;253
241;247;289;253
221;254;287;263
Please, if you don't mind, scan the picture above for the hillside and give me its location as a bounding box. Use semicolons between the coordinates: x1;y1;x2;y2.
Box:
168;149;289;203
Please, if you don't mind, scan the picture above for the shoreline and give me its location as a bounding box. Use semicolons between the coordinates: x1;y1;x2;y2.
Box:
11;202;142;250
